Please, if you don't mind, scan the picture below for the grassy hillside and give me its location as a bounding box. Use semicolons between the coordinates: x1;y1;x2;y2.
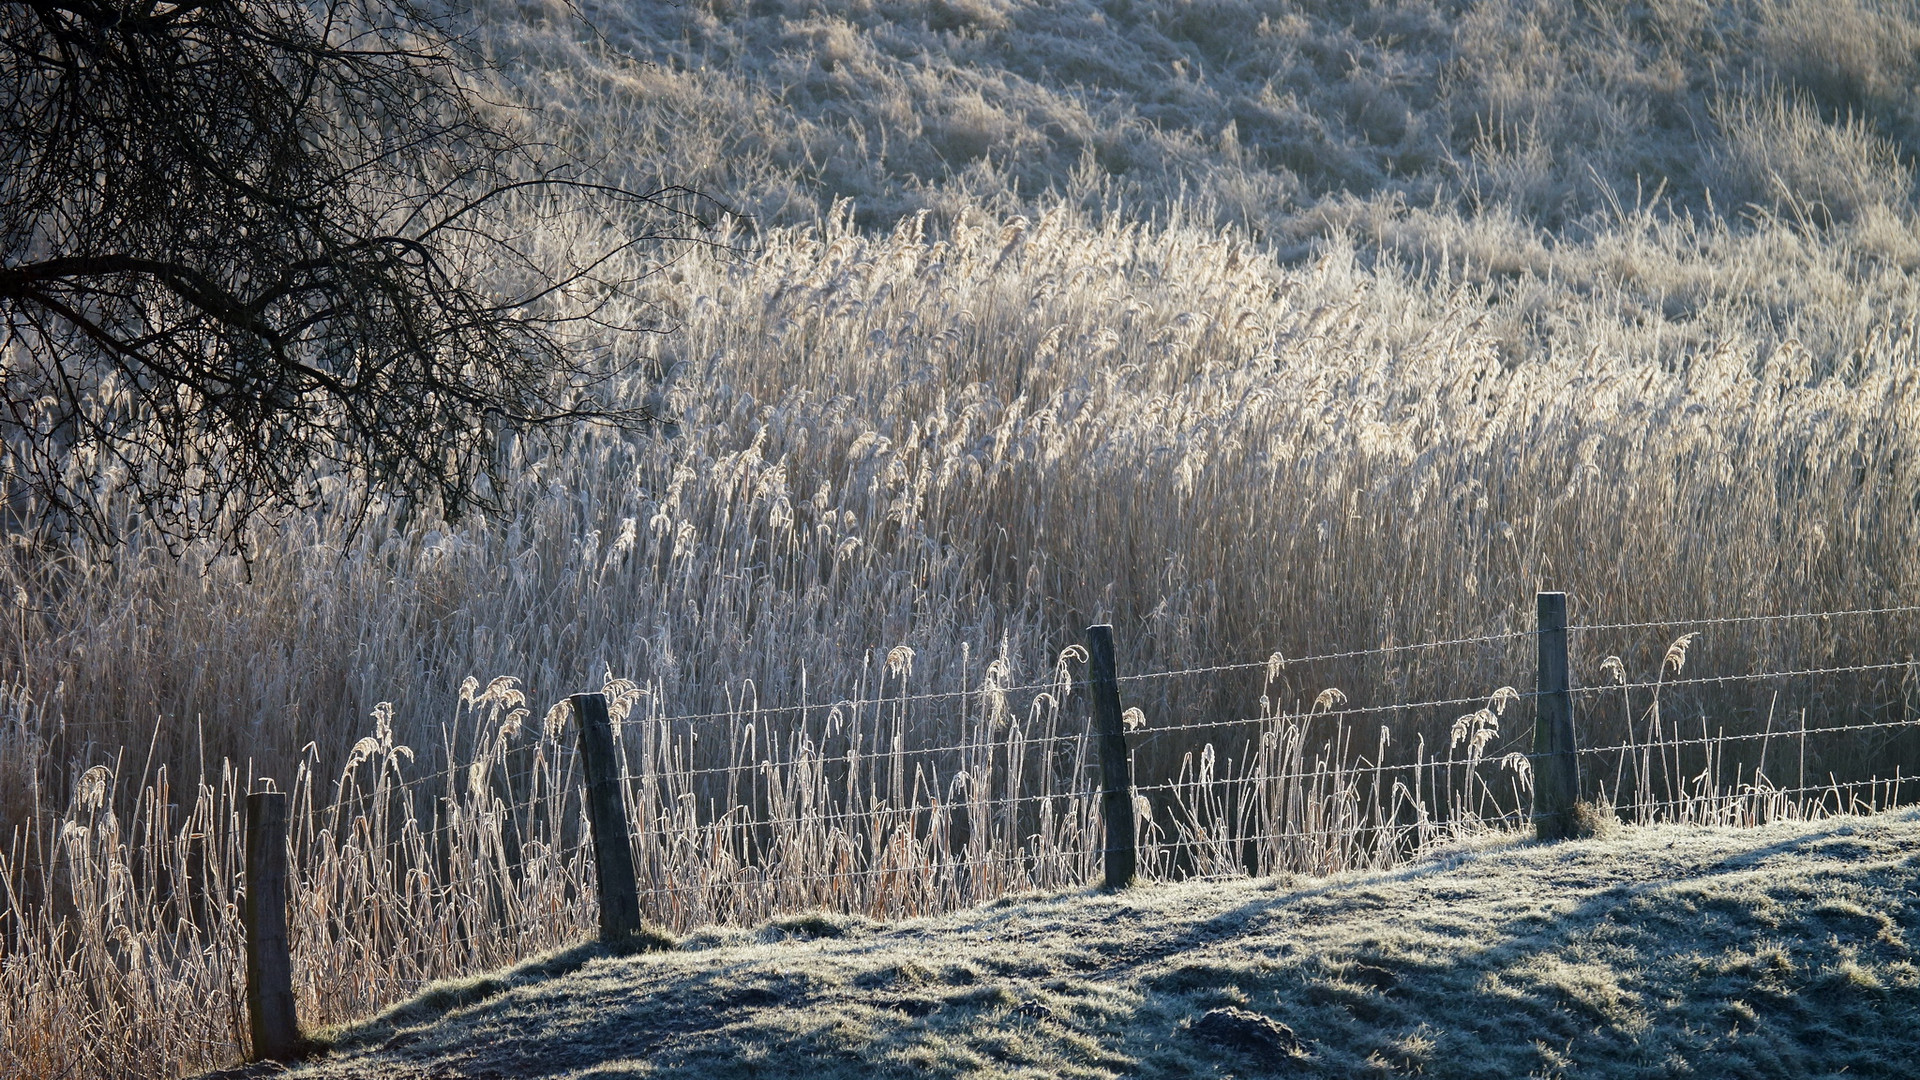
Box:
503;0;1920;236
256;812;1920;1079
496;0;1920;363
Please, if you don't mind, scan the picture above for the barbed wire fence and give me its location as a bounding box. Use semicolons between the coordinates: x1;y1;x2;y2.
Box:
201;596;1920;1051
288;598;1920;903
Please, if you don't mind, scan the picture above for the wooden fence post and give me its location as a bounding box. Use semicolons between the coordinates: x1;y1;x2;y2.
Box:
1085;624;1138;889
1532;592;1582;840
571;692;644;941
243;788;300;1061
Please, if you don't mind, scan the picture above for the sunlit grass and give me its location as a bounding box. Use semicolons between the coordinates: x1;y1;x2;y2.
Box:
291;813;1920;1079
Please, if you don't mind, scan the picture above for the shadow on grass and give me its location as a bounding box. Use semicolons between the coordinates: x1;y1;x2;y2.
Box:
301;817;1920;1079
326;926;676;1053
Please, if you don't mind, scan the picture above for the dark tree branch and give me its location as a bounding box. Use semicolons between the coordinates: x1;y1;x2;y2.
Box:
1;0;734;548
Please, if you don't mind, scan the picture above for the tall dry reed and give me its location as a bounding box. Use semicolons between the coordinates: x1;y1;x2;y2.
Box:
7;205;1916;822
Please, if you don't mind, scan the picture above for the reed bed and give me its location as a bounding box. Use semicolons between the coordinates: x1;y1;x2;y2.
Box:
7;206;1917;816
3;203;1918;1079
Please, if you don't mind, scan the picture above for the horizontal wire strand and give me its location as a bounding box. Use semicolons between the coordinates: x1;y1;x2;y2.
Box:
622;675;1074;729
315;703;1920;841
1117;628;1537;685
282;615;1920;910
1572;715;1920;762
1570;659;1916;697
567;602;1914;752
1571;603;1920;634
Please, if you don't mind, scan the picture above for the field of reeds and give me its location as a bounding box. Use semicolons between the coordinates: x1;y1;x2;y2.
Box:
5;0;1920;1075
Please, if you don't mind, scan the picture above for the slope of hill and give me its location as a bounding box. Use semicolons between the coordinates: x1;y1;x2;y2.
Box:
496;0;1920;240
258;812;1920;1079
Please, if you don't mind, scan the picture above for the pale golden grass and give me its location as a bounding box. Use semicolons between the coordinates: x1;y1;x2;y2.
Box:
8;205;1913;807
3;203;1918;1079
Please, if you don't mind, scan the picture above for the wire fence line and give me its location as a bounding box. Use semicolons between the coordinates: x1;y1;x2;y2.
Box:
595;686;1522;790
591;663;1914;791
667;719;1920;847
606;675;1077;729
324;717;1907;932
1572;659;1919;697
1476;778;1920;830
344;706;1920;859
615;625;1548;730
277;602;1904;836
1569;715;1920;763
614;599;1912;736
299;599;1919;847
612;724;1089;785
199;604;1920;969
614;597;1904;876
1568;603;1920;634
24;594;1914;1077
1116;627;1539;685
596;680;1523;790
38;605;1913;810
1122;769;1920;877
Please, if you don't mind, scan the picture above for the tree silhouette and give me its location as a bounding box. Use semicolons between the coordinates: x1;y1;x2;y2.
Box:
1;0;713;545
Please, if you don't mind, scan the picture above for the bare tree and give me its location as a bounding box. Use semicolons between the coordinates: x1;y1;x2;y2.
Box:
1;0;713;545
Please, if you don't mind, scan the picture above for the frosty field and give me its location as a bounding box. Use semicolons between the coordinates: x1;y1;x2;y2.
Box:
254;813;1920;1080
7;0;1920;1076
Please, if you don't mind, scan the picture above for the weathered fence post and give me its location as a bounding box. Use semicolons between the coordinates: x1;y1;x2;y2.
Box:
1085;624;1138;888
243;787;300;1061
571;691;644;941
1532;592;1582;840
